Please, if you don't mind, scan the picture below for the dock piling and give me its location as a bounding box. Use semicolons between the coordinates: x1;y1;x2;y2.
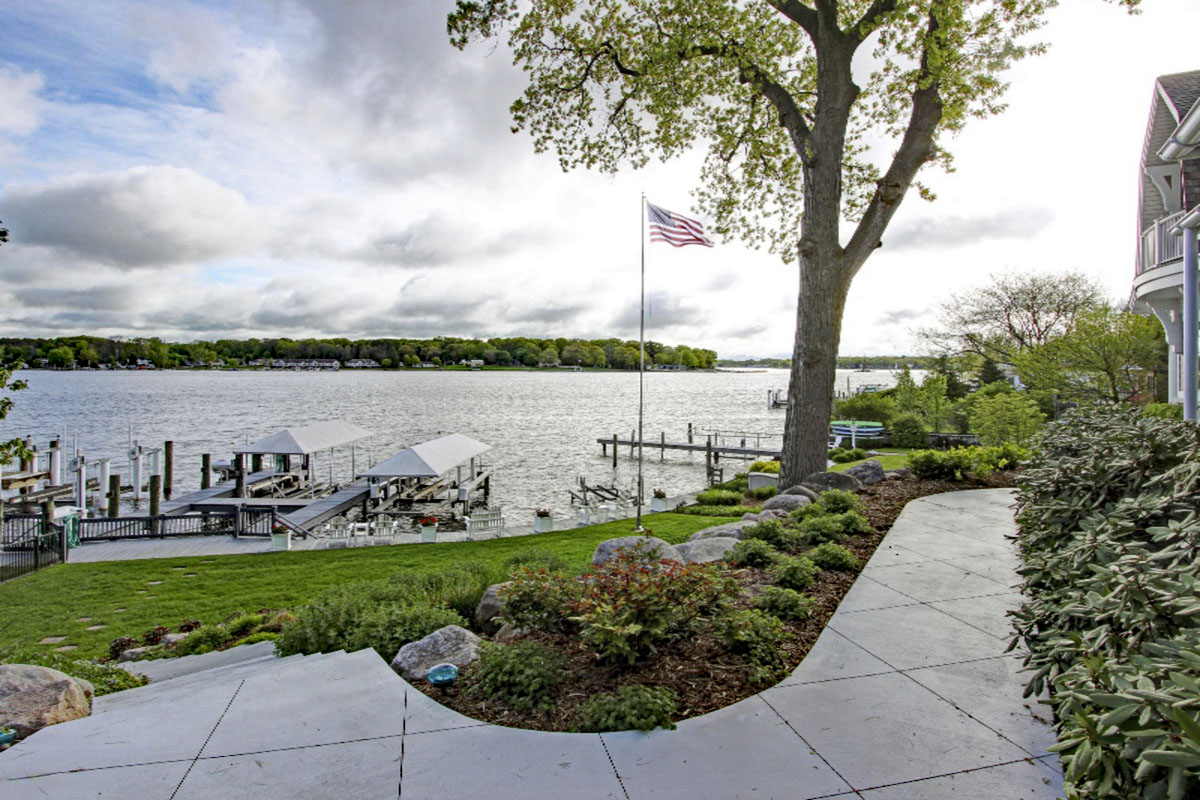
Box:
235;453;245;498
201;454;211;490
687;423;693;444
107;475;120;518
149;474;161;535
661;432;666;462
611;434;617;469
164;441;174;499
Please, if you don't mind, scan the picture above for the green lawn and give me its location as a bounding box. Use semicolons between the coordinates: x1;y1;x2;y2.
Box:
829;449;910;473
0;514;727;661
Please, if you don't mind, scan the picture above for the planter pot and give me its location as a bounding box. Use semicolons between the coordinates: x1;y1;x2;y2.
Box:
420;525;438;543
533;516;554;533
649;497;668;512
0;728;16;746
270;531;292;551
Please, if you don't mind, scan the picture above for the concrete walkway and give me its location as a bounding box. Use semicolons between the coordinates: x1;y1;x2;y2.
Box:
0;488;1058;799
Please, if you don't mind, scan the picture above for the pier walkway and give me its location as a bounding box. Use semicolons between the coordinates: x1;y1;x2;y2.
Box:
598;436;780;460
0;489;1059;799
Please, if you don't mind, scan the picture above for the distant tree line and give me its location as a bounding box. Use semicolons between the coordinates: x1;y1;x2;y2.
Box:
0;335;719;371
717;356;938;370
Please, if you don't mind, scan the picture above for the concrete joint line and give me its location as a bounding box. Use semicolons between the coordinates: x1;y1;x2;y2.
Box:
597;734;631;800
758;693;861;797
170;679;245;799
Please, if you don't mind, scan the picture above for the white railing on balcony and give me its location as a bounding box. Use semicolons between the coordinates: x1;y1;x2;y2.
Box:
1139;209;1188;275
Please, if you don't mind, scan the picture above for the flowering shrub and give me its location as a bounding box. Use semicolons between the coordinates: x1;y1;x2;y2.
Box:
419;516;437;526
500;568;582;634
534;508;552;517
569;544;738;663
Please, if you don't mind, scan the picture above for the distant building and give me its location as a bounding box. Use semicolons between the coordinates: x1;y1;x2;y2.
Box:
344;359;381;369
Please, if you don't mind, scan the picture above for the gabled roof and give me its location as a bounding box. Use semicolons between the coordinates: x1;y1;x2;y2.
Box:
360;434;491;478
238;421;371;454
1158;71;1200;123
1139;71;1200;232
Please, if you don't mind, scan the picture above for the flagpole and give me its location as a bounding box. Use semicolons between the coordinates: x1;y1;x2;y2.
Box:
636;193;646;532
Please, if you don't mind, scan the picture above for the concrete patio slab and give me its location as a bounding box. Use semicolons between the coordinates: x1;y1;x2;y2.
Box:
863;559;1013;603
177;737;403;800
761;671;1031;789
880;528;1014;561
927;591;1023;639
778;627;893;685
602;694;853;800
402;683;488;735
833;573;921;613
905;654;1057;758
400;724;624;799
3;759;193;800
859;541;931;568
940;552;1023;586
829;602;1008;670
858;757;1057;799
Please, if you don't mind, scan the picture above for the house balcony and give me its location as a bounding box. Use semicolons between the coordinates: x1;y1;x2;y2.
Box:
1134;209;1189;304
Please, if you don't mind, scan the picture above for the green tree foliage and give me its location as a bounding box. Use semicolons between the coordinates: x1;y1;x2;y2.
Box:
977;358;1006;386
892;366;922;415
447;0;1141;488
1013;306;1166;403
967;392;1044;447
832;393;896;426
920;270;1106;365
46;346;75;369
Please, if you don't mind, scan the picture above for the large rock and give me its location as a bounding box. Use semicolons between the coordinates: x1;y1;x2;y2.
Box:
844;460;885;486
742;509;786;523
591;536;681;566
802;471;864;493
117;646;157;662
781;485;819;501
0;664;93;740
761;494;811;512
674;537;740;564
689;522;750;541
391;625;481;681
475;582;511;634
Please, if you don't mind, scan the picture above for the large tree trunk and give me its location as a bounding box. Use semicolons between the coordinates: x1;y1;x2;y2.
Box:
779;243;849;488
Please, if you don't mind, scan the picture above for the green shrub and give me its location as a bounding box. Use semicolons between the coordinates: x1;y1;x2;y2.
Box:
742;519;797;549
750;486;778;499
714;609;789;683
834;394;898;427
237;632;280;646
769;555;821;591
817;489;864;514
695;489;745;506
890;413;927;448
503;547;568;574
727;538;780;568
6;652;148;696
712;476;748;492
749;460;780;474
806;542;860;571
968;392;1044;447
225;613;266;639
175;625;233;657
831;511;873;535
970;443;1029;475
468;641;566;712
794;513;846;545
578;685;677;732
908;448;975;481
753;586;814;621
829;447;867;464
347;604;466;659
678;504;758;517
1142;402;1183;420
570;545;738;663
500;568;581;634
1012;405;1200;799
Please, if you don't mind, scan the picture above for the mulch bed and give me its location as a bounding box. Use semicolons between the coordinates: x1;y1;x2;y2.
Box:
416;473;1019;731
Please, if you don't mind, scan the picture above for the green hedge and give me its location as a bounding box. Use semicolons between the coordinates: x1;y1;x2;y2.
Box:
1013;405;1200;799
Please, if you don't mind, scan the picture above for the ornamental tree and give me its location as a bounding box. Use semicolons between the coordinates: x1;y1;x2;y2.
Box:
448;0;1141;485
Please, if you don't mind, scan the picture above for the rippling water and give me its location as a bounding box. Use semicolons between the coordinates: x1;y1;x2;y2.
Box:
3;368;901;517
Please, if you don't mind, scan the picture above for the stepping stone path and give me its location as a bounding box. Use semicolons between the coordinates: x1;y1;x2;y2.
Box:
76;618;92;623
85;625;106;631
37;637;65;645
53;646;77;653
147;581;163;585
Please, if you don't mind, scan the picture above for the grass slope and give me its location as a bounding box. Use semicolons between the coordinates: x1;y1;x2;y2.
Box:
0;514;727;661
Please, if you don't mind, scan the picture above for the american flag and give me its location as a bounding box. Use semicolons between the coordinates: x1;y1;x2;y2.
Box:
647;201;714;248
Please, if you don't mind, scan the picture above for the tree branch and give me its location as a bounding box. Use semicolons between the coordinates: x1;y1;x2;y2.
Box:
851;0;899;44
764;0;819;37
738;64;813;162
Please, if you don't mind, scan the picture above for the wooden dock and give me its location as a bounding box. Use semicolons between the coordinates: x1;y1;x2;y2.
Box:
597;436;780;461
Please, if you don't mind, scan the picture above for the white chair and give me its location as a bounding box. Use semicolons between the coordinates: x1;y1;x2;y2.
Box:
371;518;395;545
324;516;350;548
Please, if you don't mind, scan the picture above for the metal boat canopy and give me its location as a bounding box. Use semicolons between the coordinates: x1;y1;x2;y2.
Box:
237;421;372;455
360;434;491;478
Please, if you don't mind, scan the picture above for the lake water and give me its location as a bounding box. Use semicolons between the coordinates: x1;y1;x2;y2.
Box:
2;368;903;517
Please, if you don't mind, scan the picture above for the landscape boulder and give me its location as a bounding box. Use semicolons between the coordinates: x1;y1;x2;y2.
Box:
117;646;156;662
761;494;811;513
689;522;750;541
886;468;911;480
475;582;511;634
802;471;864;493
161;633;190;646
843;460;885;486
592;536;681;566
781;485;819;501
391;625;481;681
742;509;787;523
674;537;740;564
0;664;94;740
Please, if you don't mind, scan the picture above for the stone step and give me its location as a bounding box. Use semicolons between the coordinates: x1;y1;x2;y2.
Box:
119;640;280;683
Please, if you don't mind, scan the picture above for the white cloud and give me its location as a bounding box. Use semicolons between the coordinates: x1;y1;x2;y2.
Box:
0;65;45;135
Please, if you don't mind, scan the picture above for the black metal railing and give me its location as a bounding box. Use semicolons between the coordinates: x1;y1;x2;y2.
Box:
1;520;65;583
75;508;278;541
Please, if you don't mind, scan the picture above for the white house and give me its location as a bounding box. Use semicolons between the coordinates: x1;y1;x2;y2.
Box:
1132;71;1200;414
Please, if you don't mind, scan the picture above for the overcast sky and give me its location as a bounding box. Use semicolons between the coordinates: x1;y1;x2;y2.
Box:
0;0;1197;359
